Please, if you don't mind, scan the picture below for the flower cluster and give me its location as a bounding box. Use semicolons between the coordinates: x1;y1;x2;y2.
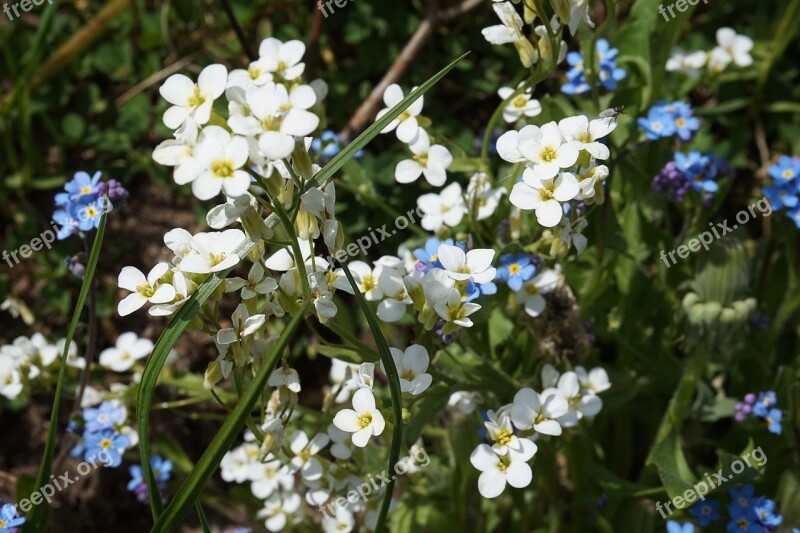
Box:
763;155;800;227
470;364;610;498
498;83;542;123
128;455;174;504
0;334;82;400
378;84;453;187
69;400;136;467
638;101;700;141
734;391;782;435
653;150;729;203
666;27;754;78
562;38;627;95
482;1;583;69
499;114;616;228
53;171;127;240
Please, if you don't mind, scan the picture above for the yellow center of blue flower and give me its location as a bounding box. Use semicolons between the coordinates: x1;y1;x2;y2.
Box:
509;264;521;275
676;118;686;127
81;186;93;195
100;438;112;449
783;169;794;179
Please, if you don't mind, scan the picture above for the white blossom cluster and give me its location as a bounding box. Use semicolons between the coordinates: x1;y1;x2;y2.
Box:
470;364;611;498
666;27;754;77
0;333;81;400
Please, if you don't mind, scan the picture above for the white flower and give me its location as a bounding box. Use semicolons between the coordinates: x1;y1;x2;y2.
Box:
395;130;452;187
250;457;294;499
258;38;306;80
482;2;537;67
0;356;23;400
448;391;481;414
329;359;359;403
289;430;329;481
257;492;302;532
437;244;496;284
469;438;537;498
555;371;602;427
417;182;467;232
519;268;560;316
466;172;505;221
228;83;319;161
159;64;227;129
434;288;481;330
322;508;355;533
333;388;386;447
381;345;432;395
152;119;200;184
518;121;579;180
510;387;569;436
576;366;611;394
226;262;278;300
221;443;259;483
375;84;424;143
336;261;383;300
375;267;412;323
665;50;707;77
327;424;354;460
712;27;753;70
563;0;595;36
354;362;376;390
496;124;542;164
117;263;176;316
185;131;251;200
164;228;194;263
217;304;266;345
509;170;579;227
268;366;301;393
498;85;542;123
558;115;616;160
179;229;246;274
149;271;190;317
541;364;560;388
483;409;521;455
98;332;153;372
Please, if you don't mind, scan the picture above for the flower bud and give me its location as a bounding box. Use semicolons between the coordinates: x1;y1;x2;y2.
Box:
695;238;750;306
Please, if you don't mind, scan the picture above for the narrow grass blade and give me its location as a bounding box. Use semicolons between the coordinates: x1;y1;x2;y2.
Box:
23;210;108;532
195;501;211;533
338;262;403;533
136;51;468;523
150;303;309;531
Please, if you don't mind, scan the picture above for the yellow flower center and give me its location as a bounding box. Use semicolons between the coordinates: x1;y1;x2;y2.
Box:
675;117;686;128
248;65;262;79
413;153;429;166
401;369;415;380
137;284;155;298
783;169;794;178
357;413;373;429
100;437;112;449
509;264;521;275
188;84;205;108
80;185;93;195
211;160;235;179
86;206;98;218
539;147;558;163
495;428;513;446
512;95;528;108
209;252;227;267
360;275;376;293
524;284;539;296
578;131;593;143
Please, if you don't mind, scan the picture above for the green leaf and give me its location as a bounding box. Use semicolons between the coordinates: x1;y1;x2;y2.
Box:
195;501;211;533
648;428;697;503
338;261;403;533
405;388;449;444
150;303;309;531
24;205;107;533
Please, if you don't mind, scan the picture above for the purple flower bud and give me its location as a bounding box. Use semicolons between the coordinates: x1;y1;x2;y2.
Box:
744;393;756;404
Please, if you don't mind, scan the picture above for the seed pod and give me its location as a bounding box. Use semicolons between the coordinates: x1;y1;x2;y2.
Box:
695;238;750;306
